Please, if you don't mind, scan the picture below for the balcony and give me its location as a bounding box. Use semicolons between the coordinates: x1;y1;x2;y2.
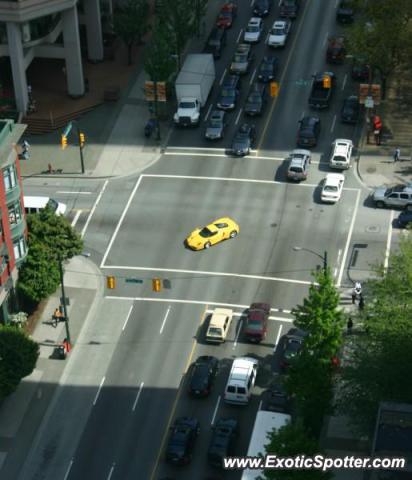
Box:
0;0;77;22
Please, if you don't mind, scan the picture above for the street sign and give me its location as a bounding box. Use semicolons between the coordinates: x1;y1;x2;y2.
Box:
144;81;167;102
359;83;381;105
125;278;144;284
365;96;374;108
156;82;167;102
370;84;381;105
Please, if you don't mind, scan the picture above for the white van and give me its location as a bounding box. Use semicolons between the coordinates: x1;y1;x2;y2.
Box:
206;308;233;343
224;357;259;405
23;196;67;216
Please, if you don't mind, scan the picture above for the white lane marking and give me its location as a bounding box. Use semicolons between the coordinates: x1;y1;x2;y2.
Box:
204;104;213;122
333;267;338;278
100;176;143;267
122;304;134;331
300;111;305;120
167;146;228;151
384;210;395;271
107;463;115;480
132;382;144;412
160;306;171;334
93;376;105;406
71;210;82;227
219;68;227;86
337;248;342;264
250;0;254;6
323;32;329;47
164;151;290;161
205;309;292;316
335;0;340;7
274;325;283;351
341;73;347;90
63;460;74;480
237;29;243;43
102;265;315;286
81;179;108;239
258;400;263;411
278;0;282;6
337;189;361;287
235;108;242;125
330;114;336;133
233;319;243;349
249;68;257;85
211;396;221;425
56;191;92;195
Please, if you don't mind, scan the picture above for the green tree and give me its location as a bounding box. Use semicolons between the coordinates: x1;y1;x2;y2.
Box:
112;0;150;65
0;326;39;399
264;421;332;480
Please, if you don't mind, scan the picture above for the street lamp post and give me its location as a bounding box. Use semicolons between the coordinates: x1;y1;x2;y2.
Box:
57;257;71;345
293;246;328;273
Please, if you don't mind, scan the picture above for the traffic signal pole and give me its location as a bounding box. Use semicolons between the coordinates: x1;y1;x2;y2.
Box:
61;121;86;173
76;123;85;174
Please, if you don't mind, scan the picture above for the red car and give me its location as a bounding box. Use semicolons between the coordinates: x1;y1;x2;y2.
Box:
216;2;237;29
244;303;270;342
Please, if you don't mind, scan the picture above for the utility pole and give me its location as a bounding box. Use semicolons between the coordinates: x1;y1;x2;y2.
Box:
323;250;328;273
58;257;71;345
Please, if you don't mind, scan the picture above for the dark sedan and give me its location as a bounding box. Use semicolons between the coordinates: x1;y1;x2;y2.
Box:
397;210;412;228
296;116;320;147
245;83;267;116
262;381;290;413
253;0;272;17
341;95;360;124
258;56;278;82
189;355;218;397
336;0;354;23
244;302;270;342
166;417;200;465
208;418;238;467
205;110;226;140
280;328;307;370
230;123;256;156
216;77;239;110
279;0;299;18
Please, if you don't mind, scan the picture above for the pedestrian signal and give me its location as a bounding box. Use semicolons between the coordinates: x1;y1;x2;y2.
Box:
61;135;68;150
107;276;116;289
152;278;162;292
323;75;331;89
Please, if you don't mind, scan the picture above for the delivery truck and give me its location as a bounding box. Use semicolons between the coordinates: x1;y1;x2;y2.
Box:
173;54;215;127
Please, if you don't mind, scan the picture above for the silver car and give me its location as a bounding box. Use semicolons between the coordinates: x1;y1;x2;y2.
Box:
373;184;412;208
286;149;311;181
205;110;226;140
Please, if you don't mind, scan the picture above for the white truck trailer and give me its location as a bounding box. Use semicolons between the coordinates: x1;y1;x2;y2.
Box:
241;410;291;480
173;54;215;127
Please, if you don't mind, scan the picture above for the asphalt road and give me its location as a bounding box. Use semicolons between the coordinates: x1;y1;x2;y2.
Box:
17;1;396;479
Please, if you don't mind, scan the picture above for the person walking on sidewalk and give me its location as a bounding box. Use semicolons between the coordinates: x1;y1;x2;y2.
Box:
347;317;353;334
359;294;365;310
394;147;401;162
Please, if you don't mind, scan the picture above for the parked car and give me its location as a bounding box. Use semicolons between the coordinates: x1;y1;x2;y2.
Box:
244;302;270;342
262;381;290;413
230;43;253;75
230;123;256;156
205;110;227;140
216;2;237;29
373;184;412;209
253;0;272;17
266;19;291;48
397;210;412;228
280;328;307;370
341;95;360;123
258;56;278;82
287;149;311;181
321;173;345;203
296;116;320;147
189;356;219;397
216;75;240;110
204;27;227;58
244;17;264;44
166;417;200;465
279;0;299;18
336;0;354;23
244;83;267;116
208;418;238;467
326;36;346;64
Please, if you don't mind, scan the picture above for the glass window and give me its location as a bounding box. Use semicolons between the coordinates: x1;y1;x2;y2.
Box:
13;236;27;260
8;202;22;225
3;165;17;192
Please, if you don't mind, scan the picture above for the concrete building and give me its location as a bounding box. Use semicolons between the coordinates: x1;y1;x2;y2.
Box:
0;118;27;324
0;0;113;114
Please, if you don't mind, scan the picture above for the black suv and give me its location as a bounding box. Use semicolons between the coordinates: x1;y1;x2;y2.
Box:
204;27;227;59
216;74;240;110
253;0;272;17
166;417;200;465
341;95;359;124
296;116;320;147
188;355;218;397
336;0;354;24
208;418;238;467
258;56;278;82
245;83;267;116
279;0;299;18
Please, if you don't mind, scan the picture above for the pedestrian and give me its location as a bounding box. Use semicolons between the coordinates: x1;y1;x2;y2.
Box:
374;129;381;145
351;289;357;304
52;307;62;327
359;294;365;310
394;147;400;162
347;318;353;334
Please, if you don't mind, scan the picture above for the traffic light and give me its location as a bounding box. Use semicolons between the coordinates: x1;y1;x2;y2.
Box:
79;132;85;148
152;278;161;292
107;275;116;289
270;82;279;97
61;135;68;150
323;75;331;89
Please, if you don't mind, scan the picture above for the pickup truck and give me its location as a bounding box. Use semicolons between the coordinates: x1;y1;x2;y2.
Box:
308;72;335;109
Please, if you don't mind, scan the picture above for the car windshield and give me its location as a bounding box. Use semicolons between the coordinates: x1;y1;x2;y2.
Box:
248;319;262;329
208;327;222;335
247;25;260;33
209;119;222;127
199;227;215;238
289;166;303;173
248;93;261;103
234;54;247;63
324;185;338;192
261;63;272;71
220;11;232;18
283;0;295;5
333;156;346;163
179;101;195;108
221;88;234;97
273;27;285;35
235;133;248;141
208;39;220;47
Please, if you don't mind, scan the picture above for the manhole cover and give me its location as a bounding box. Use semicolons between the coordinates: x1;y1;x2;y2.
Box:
366;225;380;233
270;223;277;228
366;166;376;173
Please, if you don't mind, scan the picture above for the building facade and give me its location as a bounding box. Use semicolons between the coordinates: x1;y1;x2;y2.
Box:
0;118;27;324
0;0;115;114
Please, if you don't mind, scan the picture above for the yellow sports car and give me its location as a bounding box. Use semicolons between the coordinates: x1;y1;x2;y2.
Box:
186;217;240;250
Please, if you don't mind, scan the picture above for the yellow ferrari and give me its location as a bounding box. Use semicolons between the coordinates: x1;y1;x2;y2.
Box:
186;217;240;250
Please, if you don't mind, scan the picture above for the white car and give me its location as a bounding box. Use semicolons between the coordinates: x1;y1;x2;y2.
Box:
266;20;291;47
321;173;345;203
329;138;353;169
244;17;263;43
